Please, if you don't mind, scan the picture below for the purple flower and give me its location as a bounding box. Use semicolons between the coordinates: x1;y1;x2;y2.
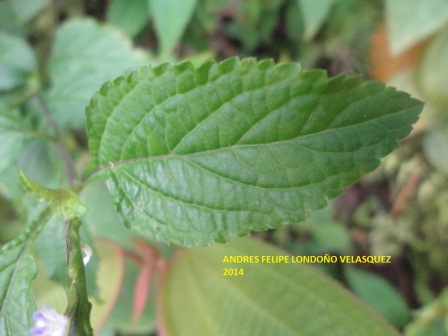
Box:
30;306;68;336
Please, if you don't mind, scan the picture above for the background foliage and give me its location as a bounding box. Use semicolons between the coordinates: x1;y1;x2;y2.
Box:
0;0;447;335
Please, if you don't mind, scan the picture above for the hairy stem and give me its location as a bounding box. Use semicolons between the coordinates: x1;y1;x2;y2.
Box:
66;218;93;336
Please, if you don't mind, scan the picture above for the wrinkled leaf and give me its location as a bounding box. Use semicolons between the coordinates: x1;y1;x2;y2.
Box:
162;237;400;335
46;19;147;127
148;0;198;57
86;58;422;246
385;0;448;55
299;0;333;41
0;208;50;335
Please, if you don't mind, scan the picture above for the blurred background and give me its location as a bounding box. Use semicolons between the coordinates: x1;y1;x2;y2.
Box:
1;0;448;335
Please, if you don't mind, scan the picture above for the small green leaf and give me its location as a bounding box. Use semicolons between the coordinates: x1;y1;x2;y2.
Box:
0;208;51;335
46;19;147;128
162;237;400;335
0;0;47;34
0;32;36;91
345;266;410;328
148;0;198;57
19;170;87;220
385;0;448;55
86;58;422;246
299;0;334;41
107;0;149;38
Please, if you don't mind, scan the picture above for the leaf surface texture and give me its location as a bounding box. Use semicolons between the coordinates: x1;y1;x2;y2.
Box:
87;58;422;246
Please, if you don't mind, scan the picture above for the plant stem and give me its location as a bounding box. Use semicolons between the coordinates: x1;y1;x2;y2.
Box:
65;218;93;336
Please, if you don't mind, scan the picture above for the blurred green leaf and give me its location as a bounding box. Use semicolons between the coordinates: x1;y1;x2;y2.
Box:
385;0;448;55
0;0;47;34
418;26;448;107
107;0;149;38
405;288;448;336
33;215;66;285
45;19;148;128
299;0;334;41
227;0;283;53
0;103;34;173
148;0;198;57
163;237;400;335
294;206;352;255
98;249;156;335
86;58;422;246
89;239;125;332
81;180;136;251
0;32;36;91
17;138;66;189
424;126;448;175
345;266;410;327
0;103;35;198
0;208;50;335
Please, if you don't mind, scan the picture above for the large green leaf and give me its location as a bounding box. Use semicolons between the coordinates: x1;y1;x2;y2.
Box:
46;19;147;128
0;208;50;335
162;237;400;335
385;0;448;55
86;58;422;246
148;0;198;57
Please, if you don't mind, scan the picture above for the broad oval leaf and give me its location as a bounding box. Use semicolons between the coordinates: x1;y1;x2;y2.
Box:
162;237;400;336
86;58;422;246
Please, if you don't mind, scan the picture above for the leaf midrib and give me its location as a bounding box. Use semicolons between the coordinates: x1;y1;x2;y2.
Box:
92;103;416;178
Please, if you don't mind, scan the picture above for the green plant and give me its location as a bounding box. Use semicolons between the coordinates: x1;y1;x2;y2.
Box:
0;1;427;336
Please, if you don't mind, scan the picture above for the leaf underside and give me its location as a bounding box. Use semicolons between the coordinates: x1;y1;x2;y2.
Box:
86;57;422;246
